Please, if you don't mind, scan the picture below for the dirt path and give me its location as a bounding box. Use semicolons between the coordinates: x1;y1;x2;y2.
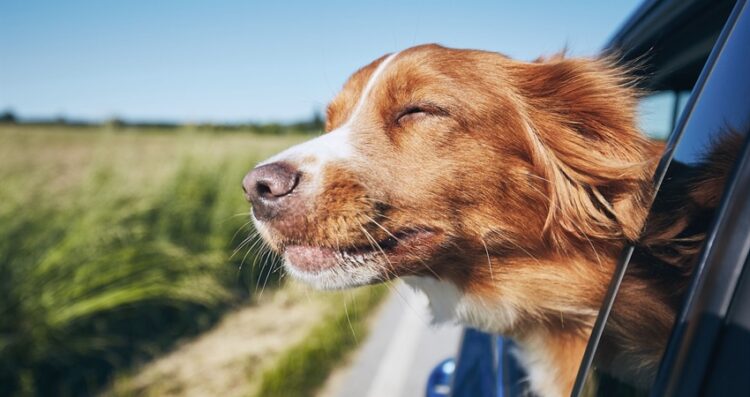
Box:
107;283;336;397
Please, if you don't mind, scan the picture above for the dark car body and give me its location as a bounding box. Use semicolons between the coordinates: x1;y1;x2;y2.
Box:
429;0;750;395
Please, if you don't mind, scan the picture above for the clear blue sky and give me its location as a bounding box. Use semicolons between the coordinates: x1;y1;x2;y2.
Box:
0;0;642;123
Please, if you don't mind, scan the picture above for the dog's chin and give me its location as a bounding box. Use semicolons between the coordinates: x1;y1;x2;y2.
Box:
282;251;385;290
278;228;445;290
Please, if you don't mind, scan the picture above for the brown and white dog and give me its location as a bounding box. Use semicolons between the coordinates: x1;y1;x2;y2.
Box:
242;44;729;396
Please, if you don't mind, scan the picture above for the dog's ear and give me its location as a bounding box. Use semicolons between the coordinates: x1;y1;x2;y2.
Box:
510;56;663;251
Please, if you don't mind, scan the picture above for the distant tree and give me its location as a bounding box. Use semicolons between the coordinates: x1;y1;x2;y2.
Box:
287;110;325;133
105;117;125;130
0;109;17;124
311;109;324;131
260;123;283;135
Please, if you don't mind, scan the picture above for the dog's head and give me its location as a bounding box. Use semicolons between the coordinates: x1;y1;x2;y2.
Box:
244;44;658;303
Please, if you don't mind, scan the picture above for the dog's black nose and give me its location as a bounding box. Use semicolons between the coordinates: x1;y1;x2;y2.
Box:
243;162;300;220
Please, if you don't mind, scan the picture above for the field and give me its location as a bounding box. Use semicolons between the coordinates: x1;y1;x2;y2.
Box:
0;125;386;397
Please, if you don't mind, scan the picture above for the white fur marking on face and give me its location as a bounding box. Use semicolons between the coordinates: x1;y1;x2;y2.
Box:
257;51;401;172
254;51;401;288
343;51;401;129
258;125;354;170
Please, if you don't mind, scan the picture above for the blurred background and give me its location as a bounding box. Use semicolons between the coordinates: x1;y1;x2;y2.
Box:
0;1;642;396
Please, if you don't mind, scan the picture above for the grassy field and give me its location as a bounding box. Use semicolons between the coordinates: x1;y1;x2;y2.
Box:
0;125;385;397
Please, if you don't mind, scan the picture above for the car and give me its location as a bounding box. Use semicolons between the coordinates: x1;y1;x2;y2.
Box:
426;0;750;395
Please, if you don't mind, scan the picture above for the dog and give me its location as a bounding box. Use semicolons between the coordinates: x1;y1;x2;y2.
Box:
242;44;736;397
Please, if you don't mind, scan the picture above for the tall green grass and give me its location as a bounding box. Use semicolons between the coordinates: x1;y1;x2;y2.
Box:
0;126;306;396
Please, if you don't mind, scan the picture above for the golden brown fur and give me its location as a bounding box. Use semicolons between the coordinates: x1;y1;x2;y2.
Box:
247;44;740;397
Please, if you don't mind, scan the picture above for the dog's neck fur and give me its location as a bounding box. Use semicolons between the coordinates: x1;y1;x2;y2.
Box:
403;275;594;397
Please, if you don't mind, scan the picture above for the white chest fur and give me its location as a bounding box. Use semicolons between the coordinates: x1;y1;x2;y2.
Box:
402;276;565;397
402;276;520;337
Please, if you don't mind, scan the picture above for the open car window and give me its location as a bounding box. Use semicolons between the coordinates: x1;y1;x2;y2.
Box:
574;0;750;395
638;90;690;141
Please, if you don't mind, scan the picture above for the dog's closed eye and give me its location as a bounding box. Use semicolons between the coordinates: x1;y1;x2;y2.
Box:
394;103;448;126
395;106;428;124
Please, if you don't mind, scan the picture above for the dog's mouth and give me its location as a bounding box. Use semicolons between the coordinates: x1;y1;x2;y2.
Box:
283;227;443;273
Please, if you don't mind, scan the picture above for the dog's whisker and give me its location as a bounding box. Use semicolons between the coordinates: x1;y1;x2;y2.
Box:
247;237;268;276
229;220;257;246
230;232;260;260
580;225;603;268
362;197;407;214
526;173;552;183
238;235;263;273
344;296;358;344
256;244;274;297
234;233;264;264
363;214;399;241
480;237;495;282
358;223;397;276
252;244;268;283
230;236;252;261
361;215;444;281
357;220;443;320
334;228;342;253
230;211;254;218
259;252;280;298
486;229;542;265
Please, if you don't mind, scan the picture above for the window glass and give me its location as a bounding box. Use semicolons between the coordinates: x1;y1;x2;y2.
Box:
638;91;692;141
638;91;675;140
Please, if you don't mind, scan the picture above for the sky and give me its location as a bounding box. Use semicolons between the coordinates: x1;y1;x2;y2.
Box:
0;0;643;123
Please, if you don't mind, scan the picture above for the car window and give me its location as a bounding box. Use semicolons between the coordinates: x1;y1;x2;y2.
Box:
638;91;691;141
576;1;750;395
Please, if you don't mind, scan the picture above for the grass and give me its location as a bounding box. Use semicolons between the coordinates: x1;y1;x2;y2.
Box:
252;285;388;397
0;125;307;396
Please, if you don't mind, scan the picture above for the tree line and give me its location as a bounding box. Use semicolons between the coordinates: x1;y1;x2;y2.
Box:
0;109;325;135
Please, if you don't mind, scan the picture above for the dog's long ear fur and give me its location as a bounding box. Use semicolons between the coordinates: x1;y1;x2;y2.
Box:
509;56;663;252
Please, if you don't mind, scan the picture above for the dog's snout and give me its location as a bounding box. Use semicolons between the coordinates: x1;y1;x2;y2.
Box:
243;162;300;220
